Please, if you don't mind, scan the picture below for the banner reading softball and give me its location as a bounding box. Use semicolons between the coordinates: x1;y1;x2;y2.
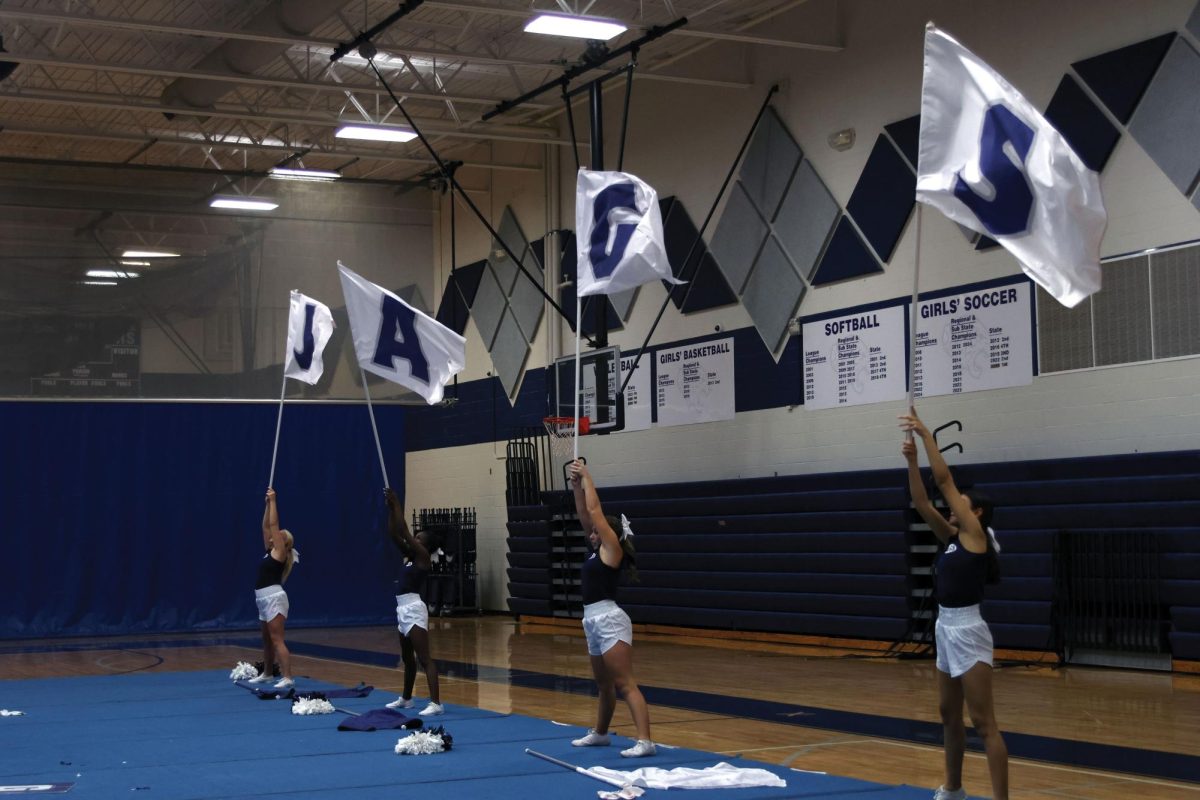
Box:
575;169;682;296
337;262;466;405
916;24;1106;308
283;290;335;385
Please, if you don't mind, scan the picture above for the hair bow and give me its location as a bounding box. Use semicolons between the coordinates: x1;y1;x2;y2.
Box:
619;514;634;541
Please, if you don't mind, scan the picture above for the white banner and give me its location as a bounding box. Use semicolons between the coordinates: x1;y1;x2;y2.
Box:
575;169;682;296
619;354;653;432
803;306;907;410
337;262;466;405
655;338;735;427
916;24;1106;308
283;290;335;385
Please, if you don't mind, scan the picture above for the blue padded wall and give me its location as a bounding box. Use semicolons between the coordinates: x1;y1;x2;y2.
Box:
812;217;882;285
846;135;917;263
1073;33;1176;124
0;401;406;639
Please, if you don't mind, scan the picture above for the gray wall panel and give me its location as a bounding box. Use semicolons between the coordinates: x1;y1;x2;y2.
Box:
490;307;530;396
741;236;805;352
1037;285;1094;372
710;182;769;295
739;108;802;219
470;265;507;349
1151;246;1200;358
1129;38;1200;195
773;161;839;281
1092;257;1152;366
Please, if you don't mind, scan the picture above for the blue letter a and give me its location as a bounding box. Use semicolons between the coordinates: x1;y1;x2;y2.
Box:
292;303;317;370
372;295;430;384
589;182;640;279
953;104;1035;237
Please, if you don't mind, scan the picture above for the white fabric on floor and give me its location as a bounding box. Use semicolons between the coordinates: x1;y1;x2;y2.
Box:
586;761;787;791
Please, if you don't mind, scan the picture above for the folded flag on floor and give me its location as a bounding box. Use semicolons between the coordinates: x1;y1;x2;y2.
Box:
338;707;422;732
587;762;787;791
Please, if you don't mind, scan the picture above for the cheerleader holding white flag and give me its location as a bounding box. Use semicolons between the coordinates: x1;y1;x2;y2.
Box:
269;291;335;487
568;170;680;458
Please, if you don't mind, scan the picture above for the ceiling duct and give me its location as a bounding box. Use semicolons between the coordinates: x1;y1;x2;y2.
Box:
160;0;348;117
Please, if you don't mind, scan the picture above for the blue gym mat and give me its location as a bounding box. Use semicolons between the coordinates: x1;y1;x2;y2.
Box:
0;670;940;798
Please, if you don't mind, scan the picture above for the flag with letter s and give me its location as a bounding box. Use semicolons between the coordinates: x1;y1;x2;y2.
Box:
283;290;335;385
336;262;466;405
916;24;1106;308
575;169;683;296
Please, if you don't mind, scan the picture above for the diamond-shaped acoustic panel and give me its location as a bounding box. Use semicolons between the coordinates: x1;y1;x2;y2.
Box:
1044;74;1121;172
509;260;545;343
436;259;487;336
741;236;806;352
659;197;736;313
1129;37;1200;196
490;306;531;396
739;107;803;219
710;182;770;294
884;116;921;171
396;285;430;316
846;135;917;263
811;217;882;285
491;207;531;293
773;161;839;282
608;287;638;321
556;231;622;336
470;264;506;349
1073;34;1175;125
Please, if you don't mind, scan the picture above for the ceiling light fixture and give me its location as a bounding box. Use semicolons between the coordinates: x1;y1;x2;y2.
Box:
210;197;279;211
335;124;417;143
269;167;341;182
81;280;118;286
122;249;180;258
524;13;626;41
120;260;151;267
87;269;139;279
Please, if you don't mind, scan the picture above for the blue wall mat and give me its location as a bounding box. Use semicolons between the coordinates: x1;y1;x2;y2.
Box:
0;401;406;639
811;216;883;285
1044;74;1121;172
406;369;547;452
846;135;917;263
884;115;921;171
1072;33;1176;124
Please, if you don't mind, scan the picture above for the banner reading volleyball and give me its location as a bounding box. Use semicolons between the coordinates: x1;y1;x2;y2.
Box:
337;262;466;405
283;290;335;385
916;24;1106;308
575;169;682;296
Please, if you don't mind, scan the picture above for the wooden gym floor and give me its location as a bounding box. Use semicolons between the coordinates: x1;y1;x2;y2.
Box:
2;615;1197;798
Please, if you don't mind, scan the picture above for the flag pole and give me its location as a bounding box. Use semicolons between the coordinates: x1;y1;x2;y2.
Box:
906;204;925;420
572;293;582;462
267;373;287;489
360;367;390;489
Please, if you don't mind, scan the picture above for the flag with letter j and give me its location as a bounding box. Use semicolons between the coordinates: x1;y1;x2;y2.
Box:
337;262;466;405
916;24;1106;308
575;169;682;296
283;290;335;385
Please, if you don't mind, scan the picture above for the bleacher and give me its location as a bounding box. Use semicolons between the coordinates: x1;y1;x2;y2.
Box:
506;450;1200;662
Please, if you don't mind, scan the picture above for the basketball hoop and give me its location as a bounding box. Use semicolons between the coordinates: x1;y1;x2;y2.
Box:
543;416;589;468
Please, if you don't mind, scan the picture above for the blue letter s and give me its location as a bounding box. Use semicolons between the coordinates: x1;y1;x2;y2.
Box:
953;104;1035;237
588;182;640;279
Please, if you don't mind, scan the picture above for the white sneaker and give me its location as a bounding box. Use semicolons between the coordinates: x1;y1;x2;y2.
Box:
247;672;271;684
418;702;444;716
571;730;611;747
620;739;656;758
933;787;967;800
386;696;415;709
273;677;295;690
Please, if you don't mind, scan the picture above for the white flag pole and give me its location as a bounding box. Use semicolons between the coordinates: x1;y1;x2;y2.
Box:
572;293;582;462
360;367;391;489
906;204;925;425
267;373;287;488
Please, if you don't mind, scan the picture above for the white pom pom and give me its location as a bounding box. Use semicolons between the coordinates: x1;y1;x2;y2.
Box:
230;661;258;681
291;698;335;715
0;709;25;717
394;730;445;755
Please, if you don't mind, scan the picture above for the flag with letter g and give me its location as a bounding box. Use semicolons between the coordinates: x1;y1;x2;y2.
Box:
916;24;1107;308
337;262;466;405
283;290;335;385
575;169;683;296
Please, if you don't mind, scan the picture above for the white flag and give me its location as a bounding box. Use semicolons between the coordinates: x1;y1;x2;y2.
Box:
575;169;682;296
283;290;335;385
337;262;465;405
916;24;1106;308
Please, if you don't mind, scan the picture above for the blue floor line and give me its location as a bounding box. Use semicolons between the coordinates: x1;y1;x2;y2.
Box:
5;634;1197;785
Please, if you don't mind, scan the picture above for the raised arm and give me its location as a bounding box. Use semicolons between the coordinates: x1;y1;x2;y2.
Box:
263;489;283;553
902;439;955;544
899;407;982;542
384;488;429;569
569;460;622;568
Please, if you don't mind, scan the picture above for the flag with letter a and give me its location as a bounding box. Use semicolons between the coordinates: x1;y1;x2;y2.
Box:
575;169;682;296
337;262;466;405
283;290;335;385
916;24;1106;308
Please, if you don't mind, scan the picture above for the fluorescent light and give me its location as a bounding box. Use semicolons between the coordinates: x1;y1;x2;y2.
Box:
87;269;139;279
81;280;118;286
210;197;279;211
122;249;179;258
524;13;626;40
120;260;151;267
269;166;341;182
335;124;417;143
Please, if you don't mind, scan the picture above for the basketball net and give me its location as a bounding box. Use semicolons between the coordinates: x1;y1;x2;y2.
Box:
543;416;589;468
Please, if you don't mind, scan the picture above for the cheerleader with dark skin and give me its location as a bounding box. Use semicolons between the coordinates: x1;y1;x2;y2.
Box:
383;487;443;716
901;407;1008;800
